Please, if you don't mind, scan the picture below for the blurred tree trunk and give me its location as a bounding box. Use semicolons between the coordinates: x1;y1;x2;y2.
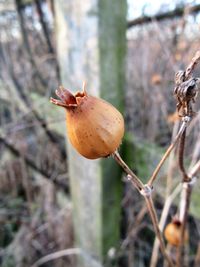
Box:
54;1;127;266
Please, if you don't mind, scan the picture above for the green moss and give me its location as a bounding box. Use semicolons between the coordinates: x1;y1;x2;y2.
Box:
1;255;15;267
98;0;127;261
99;0;127;113
100;158;123;259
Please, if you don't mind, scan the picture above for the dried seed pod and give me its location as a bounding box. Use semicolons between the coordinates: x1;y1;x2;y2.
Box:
50;84;124;159
164;220;189;246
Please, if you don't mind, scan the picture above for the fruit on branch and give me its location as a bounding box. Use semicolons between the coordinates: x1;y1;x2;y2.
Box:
50;84;124;159
164;219;189;246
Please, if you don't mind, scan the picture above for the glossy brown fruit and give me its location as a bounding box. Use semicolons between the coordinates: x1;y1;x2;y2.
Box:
50;84;124;159
164;220;189;246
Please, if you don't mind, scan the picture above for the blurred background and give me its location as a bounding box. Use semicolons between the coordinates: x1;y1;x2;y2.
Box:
0;0;200;267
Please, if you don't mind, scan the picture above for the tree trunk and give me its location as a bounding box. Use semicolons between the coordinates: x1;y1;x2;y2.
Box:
54;1;127;266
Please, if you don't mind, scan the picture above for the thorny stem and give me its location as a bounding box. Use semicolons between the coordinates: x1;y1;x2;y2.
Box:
147;118;190;188
112;151;174;267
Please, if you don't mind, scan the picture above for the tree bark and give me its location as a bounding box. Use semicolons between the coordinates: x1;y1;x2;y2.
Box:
54;1;127;266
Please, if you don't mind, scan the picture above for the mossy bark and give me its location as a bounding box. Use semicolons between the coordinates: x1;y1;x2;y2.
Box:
99;0;127;259
55;1;127;266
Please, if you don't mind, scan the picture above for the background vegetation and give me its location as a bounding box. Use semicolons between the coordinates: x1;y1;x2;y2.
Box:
0;0;200;266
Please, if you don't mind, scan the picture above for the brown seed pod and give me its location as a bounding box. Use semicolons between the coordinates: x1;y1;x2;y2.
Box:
164;219;189;246
50;84;125;159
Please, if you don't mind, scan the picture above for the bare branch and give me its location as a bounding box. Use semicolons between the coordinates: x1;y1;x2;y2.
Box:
127;4;200;28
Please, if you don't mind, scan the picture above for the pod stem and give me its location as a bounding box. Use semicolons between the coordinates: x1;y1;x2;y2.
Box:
112;150;144;191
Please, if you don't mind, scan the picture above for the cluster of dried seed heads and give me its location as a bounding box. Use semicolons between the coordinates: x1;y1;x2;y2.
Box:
174;70;200;117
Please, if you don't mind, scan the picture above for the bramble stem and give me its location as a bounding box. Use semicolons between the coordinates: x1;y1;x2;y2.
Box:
147;118;190;188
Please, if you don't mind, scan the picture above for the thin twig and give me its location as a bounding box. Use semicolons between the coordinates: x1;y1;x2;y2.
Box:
185;50;200;79
178;128;189;181
144;194;175;267
112;150;144;191
121;204;147;248
151;121;180;267
31;247;102;267
31;248;81;267
189;158;200;177
176;180;193;267
166;122;180;197
175;162;199;267
147;119;189;187
150;184;182;267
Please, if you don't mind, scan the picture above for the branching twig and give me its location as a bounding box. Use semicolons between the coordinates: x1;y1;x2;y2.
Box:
112;151;174;267
120;51;200;267
174;50;200;267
